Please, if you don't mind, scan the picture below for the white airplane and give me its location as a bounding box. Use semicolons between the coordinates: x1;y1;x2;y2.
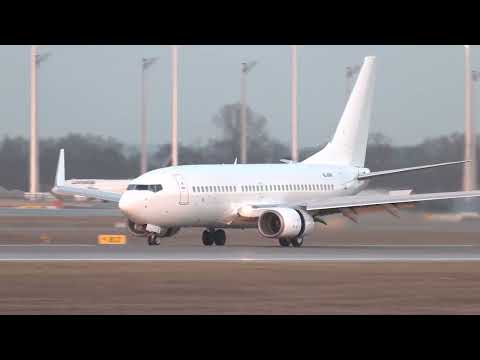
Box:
52;56;480;247
51;179;131;201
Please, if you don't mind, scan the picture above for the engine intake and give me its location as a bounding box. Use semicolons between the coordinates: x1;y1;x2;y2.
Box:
258;208;315;239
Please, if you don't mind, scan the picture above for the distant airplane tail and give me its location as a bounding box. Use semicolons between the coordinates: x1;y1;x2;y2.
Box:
55;149;65;187
302;56;376;167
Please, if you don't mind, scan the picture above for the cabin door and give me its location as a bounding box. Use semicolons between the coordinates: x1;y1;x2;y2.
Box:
174;174;190;205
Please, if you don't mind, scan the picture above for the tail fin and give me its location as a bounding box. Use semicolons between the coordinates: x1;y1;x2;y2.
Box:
55;149;65;187
302;56;377;167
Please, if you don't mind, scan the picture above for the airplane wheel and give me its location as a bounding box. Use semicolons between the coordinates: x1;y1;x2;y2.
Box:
147;234;160;246
214;230;226;246
202;230;214;246
279;238;291;247
291;237;304;248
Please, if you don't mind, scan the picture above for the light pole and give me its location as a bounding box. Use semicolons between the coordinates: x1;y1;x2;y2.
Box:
291;45;299;162
240;61;257;164
171;45;179;166
463;45;477;192
140;57;159;174
345;64;361;103
29;45;51;194
471;69;480;189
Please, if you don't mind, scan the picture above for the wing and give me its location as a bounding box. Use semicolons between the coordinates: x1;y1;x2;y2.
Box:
237;190;480;223
305;190;480;212
51;185;122;203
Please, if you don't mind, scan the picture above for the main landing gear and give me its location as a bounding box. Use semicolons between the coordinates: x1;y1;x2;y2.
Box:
202;229;226;246
278;237;304;248
147;233;161;246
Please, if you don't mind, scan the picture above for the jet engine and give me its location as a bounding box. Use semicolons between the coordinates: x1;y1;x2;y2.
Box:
258;208;315;239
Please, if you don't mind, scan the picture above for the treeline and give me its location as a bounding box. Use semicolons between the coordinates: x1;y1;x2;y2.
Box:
0;104;476;211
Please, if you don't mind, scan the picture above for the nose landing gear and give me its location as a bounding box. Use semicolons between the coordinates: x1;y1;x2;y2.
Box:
202;229;226;246
147;233;161;246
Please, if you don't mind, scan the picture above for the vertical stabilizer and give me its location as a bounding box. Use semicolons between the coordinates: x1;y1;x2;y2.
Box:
55;149;65;187
302;56;376;167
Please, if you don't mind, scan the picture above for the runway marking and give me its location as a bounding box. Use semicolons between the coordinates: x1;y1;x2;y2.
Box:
321;244;475;248
2;258;480;262
0;244;96;247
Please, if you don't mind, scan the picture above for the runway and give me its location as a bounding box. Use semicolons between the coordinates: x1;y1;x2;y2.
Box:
2;208;480;313
1;244;480;262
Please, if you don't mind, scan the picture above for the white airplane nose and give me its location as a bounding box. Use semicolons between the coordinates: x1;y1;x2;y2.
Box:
119;192;142;217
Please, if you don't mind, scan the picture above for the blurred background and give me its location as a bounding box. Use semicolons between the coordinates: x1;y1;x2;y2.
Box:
0;45;478;211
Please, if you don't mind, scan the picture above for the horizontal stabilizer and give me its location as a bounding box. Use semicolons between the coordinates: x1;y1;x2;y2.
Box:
358;161;468;180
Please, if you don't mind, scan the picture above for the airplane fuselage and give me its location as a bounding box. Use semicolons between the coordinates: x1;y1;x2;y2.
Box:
119;163;370;228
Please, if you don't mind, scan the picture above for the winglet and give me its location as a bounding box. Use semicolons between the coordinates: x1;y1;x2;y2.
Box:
234;157;238;165
55;149;65;187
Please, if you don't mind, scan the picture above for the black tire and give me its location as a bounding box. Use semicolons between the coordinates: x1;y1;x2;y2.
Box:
202;230;214;246
279;238;291;247
291;237;304;248
147;234;159;246
214;230;226;246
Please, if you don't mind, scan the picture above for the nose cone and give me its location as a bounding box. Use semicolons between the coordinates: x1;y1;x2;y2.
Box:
119;192;144;221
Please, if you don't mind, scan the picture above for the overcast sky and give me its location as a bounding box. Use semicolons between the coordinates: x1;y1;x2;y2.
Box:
0;45;478;148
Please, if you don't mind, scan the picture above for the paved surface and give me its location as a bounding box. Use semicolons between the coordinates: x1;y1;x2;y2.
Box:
2;206;480;313
2;261;480;314
0;244;480;261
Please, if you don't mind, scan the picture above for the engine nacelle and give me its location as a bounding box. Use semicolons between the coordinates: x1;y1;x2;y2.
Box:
127;219;148;237
258;208;315;239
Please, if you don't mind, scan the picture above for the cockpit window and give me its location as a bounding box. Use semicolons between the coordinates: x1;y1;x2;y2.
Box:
127;184;163;192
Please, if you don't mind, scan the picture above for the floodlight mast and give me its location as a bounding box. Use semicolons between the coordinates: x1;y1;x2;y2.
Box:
140;57;159;174
171;45;179;166
463;45;477;192
291;45;299;162
240;60;257;164
29;45;51;194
